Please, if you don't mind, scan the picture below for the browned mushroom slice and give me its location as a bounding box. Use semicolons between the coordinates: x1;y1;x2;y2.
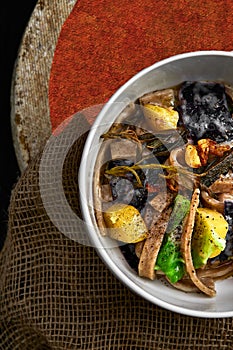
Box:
115;102;136;124
168;147;196;190
199;277;215;290
100;184;113;202
135;240;145;258
149;191;174;214
209;174;233;193
139;88;175;108
197;259;233;281
93;139;112;236
200;174;233;213
141;203;161;230
200;190;224;214
200;173;233;213
104;103;136;134
218;193;233;203
181;188;216;297
171;278;200;293
138;207;172;280
109;139;140;164
171;276;214;293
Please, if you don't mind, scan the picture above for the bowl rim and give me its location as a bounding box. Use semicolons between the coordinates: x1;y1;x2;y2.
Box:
79;50;233;318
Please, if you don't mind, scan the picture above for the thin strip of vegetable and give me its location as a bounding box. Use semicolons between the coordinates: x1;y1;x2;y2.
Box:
106;163;197;178
138;207;172;280
113;166;143;187
155;194;190;283
201;148;233;187
180;188;216;297
166;194;190;234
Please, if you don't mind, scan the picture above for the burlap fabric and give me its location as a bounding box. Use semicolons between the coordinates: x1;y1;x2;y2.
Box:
1;113;233;349
5;0;233;348
11;0;77;171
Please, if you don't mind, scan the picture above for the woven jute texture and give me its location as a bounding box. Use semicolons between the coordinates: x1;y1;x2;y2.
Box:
11;0;77;171
1;115;233;350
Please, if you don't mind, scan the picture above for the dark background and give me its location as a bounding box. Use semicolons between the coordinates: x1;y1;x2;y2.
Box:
0;1;37;249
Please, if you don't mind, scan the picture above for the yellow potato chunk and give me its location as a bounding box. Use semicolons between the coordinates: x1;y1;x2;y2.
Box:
143;104;179;131
103;203;148;243
185;144;202;168
192;208;228;268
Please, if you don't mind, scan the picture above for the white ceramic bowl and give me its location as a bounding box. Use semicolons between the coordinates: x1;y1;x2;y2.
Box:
79;51;233;318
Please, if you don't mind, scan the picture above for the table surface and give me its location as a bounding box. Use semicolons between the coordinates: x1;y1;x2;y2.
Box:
0;1;38;249
0;3;233;348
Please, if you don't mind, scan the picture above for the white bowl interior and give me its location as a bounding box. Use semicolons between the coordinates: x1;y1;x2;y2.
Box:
79;51;233;318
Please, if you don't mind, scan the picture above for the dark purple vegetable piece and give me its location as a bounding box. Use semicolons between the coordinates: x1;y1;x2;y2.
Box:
179;81;233;142
139;156;166;197
120;243;139;271
110;177;148;212
110;177;133;202
130;187;148;211
107;158;134;169
220;200;233;260
211;200;233;262
107;159;148;212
